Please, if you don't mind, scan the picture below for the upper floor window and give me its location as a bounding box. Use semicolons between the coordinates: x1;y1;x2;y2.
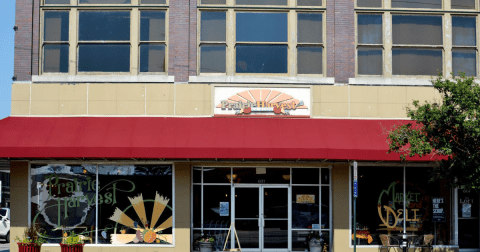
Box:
356;0;478;77
198;0;325;76
40;0;168;74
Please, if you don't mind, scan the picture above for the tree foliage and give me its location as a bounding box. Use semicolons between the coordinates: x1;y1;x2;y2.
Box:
387;74;480;189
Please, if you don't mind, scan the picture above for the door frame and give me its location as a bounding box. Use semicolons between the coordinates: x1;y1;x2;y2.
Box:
232;184;291;252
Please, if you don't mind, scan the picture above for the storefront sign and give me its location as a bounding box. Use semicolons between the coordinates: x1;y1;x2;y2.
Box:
214;87;310;117
377;181;421;229
432;197;446;222
297;194;315;204
462;203;472;217
220;202;229;216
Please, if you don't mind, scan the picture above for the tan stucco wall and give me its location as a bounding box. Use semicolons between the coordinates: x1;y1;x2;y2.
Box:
11;83;440;118
10;161;29;252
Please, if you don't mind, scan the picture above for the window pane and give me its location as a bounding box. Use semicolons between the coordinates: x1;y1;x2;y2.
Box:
202;0;226;4
30;164;97;244
45;0;70;4
321;186;330;229
453;49;476;76
78;44;130;72
392;0;441;8
203;167;231;183
44;44;69;73
298;46;323;74
292;186;320;229
236;13;288;42
358;47;382;75
79;0;131;3
321;168;330;184
97;165;173;245
453;16;476;46
140;44;165;72
79;12;130;41
237;0;287;5
141;0;166;3
140;11;165;41
292;168;319;184
200;45;226;73
203;186;231;226
393;48;442;75
44;11;69;42
298;13;322;43
236;45;287;73
357;14;382;44
393;15;442;45
357;0;381;7
297;0;322;6
201;12;226;42
452;0;475;9
193;185;201;228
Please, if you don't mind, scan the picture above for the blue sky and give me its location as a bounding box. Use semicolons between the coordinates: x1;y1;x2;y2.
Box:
0;1;15;119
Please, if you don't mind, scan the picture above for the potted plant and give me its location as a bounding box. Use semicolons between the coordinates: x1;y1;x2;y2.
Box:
196;234;215;252
60;232;85;252
305;232;324;252
15;224;46;252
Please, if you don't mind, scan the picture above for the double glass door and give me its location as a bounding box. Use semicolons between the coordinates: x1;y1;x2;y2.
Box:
234;185;289;251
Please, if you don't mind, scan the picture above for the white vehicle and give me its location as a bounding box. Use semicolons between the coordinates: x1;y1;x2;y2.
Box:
0;208;10;243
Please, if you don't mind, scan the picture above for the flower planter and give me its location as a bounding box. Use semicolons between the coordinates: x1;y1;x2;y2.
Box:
198;241;214;252
60;243;85;252
17;243;41;252
309;238;324;252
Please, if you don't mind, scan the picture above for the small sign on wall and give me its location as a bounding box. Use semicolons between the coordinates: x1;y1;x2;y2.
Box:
432;197;446;222
220;202;229;216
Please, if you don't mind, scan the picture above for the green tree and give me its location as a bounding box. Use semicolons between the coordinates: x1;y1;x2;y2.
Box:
387;74;480;189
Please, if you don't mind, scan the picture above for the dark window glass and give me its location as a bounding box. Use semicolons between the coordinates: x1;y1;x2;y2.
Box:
357;0;381;7
97;165;173;245
44;44;69;73
203;186;231;226
236;45;288;73
451;0;475;9
297;0;322;6
201;12;226;42
202;0;226;4
79;12;130;41
79;0;131;3
292;168;319;184
200;45;226;73
393;15;442;45
321;186;330;228
44;11;69;42
193;185;201;228
453;16;476;46
357;14;382;44
30;164;97;244
45;0;70;3
297;13;322;43
141;0;167;3
193;167;201;183
393;48;442;75
292;186;320;229
391;0;441;8
140;44;165;72
458;190;479;248
297;46;323;74
351;167;452;246
78;44;130;72
358;47;382;75
321;168;330;184
236;13;288;42
231;168;289;184
453;49;476;76
203;167;231;183
237;0;287;5
140;11;165;41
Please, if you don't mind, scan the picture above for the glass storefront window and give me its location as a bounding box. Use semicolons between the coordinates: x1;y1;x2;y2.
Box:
193;167;331;251
350;166;452;246
30;164;174;245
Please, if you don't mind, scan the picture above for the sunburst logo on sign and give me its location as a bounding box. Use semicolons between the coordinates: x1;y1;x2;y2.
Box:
215;88;310;117
108;192;172;244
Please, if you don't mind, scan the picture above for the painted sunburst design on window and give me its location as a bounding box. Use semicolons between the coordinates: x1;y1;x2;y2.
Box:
108;192;172;244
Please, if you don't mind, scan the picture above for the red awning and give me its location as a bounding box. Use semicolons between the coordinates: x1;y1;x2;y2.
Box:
0;116;438;161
